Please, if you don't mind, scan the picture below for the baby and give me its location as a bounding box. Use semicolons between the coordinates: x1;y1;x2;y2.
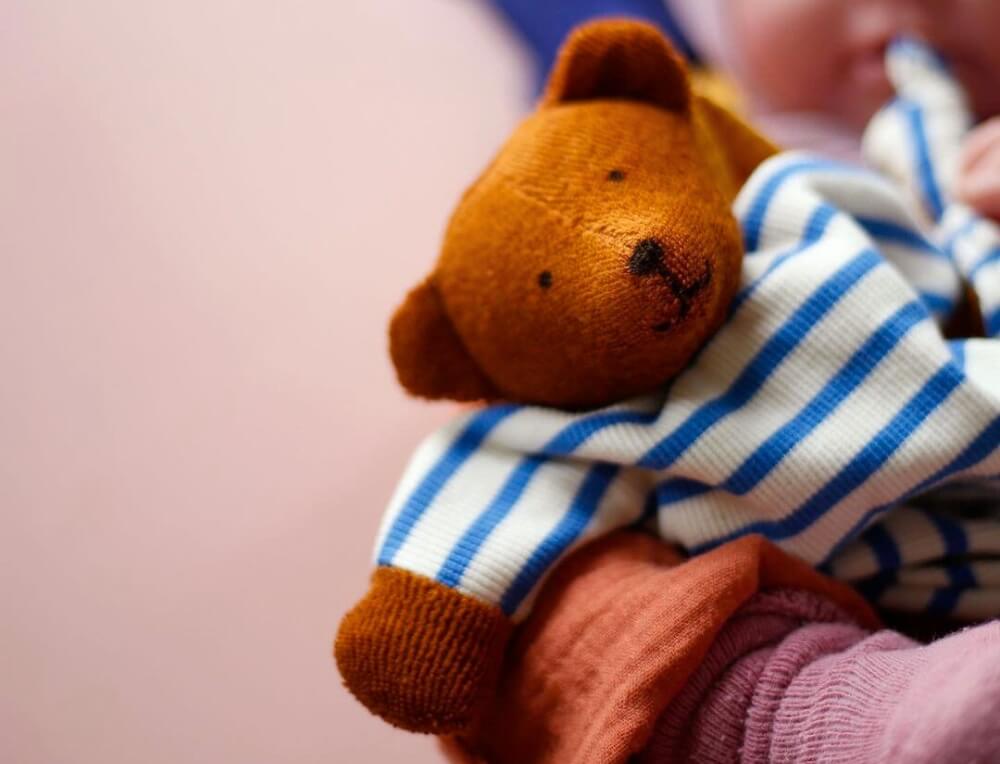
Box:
668;0;1000;219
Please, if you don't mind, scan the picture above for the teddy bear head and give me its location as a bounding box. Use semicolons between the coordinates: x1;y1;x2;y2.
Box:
389;20;776;410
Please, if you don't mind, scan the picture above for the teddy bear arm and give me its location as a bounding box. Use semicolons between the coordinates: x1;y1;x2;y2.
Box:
335;566;512;734
337;409;657;731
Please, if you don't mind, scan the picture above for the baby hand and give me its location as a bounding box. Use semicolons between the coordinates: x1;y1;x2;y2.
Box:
956;117;1000;221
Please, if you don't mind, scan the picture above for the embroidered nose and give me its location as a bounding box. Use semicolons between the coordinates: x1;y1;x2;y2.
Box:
628;239;665;276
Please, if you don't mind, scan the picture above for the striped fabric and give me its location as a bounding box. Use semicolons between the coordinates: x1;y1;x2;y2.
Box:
373;39;1000;621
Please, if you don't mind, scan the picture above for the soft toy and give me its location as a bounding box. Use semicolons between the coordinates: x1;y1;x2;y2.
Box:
336;19;776;733
388;20;776;411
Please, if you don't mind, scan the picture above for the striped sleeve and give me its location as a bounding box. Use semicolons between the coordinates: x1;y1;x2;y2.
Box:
373;402;658;619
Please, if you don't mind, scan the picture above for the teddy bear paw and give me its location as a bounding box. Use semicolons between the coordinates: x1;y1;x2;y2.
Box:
335;566;512;734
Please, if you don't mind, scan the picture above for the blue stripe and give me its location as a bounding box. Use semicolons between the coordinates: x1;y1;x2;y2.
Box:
435;408;653;588
693;363;965;551
890;38;952;74
927;585;964;614
655;300;928;508
639;250;882;470
950;564;977;589
987;306;1000;337
864;522;902;572
742;159;858;252
919;291;954;315
436;454;546;586
900;99;945;220
865;511;979;613
538;409;659;456
821;414;1000;565
932;572;974;612
924;509;968;557
949;340;966;371
969;246;1000;279
733;203;837;313
722;301;928;495
499;462;620;614
655;477;710;506
377;405;519;565
855;215;948;259
942;217;978;257
922;510;976;614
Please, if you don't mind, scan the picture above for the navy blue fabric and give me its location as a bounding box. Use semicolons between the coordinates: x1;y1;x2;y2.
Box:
486;0;699;91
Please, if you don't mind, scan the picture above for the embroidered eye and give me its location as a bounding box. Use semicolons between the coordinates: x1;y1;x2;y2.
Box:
537;270;553;289
607;169;626;182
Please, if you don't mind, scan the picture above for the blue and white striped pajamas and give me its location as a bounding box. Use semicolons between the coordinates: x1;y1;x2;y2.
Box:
373;40;1000;621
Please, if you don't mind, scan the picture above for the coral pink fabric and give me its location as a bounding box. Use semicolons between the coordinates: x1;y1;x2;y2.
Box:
440;533;877;764
646;590;1000;763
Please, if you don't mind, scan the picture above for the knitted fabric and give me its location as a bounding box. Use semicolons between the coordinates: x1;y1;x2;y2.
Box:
439;532;877;764
441;534;1000;762
644;591;1000;763
338;20;778;734
375;38;1000;622
334;567;511;733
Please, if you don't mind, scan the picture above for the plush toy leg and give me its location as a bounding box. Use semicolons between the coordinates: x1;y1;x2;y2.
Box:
335;567;512;734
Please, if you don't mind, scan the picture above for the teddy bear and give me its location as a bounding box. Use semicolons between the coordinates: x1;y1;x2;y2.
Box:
336;19;777;734
388;21;775;411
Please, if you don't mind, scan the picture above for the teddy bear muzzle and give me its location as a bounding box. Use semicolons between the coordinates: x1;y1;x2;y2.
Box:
629;238;714;332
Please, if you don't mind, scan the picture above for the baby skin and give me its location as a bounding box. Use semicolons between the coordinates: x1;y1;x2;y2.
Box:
676;0;1000;220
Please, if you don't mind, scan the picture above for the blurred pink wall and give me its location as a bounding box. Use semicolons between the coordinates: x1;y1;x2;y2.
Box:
0;1;527;761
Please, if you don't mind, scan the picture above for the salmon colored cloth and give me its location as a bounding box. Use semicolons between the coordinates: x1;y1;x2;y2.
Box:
440;532;878;764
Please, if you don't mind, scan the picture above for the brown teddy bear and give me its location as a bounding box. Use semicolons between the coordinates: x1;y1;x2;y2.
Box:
337;19;777;733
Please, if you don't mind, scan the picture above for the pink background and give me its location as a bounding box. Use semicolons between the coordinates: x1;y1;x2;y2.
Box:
1;1;527;761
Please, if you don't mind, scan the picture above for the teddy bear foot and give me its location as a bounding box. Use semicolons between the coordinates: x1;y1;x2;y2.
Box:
335;566;512;734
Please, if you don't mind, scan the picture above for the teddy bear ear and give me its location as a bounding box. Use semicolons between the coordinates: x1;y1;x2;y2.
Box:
541;19;691;113
388;278;499;402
